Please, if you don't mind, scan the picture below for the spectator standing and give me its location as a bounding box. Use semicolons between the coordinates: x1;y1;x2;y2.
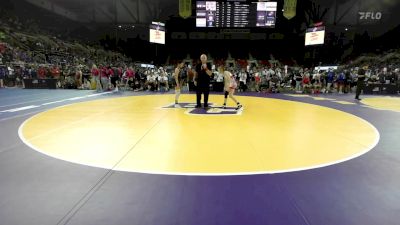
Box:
238;69;247;92
158;67;169;92
337;71;346;94
75;66;82;89
0;65;5;88
355;66;367;100
325;69;335;93
100;65;109;92
91;64;101;92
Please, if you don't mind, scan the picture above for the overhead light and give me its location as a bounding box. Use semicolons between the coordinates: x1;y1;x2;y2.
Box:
118;25;122;28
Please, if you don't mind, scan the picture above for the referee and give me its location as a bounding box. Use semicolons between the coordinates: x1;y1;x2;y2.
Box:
355;66;367;100
194;54;213;108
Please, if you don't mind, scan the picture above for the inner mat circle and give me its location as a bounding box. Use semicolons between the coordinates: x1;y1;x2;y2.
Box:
19;94;379;175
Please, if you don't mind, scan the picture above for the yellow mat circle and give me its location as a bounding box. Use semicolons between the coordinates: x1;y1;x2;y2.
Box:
19;94;379;175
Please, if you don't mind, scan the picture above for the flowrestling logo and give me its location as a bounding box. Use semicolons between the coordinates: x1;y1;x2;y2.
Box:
359;12;382;20
162;103;243;116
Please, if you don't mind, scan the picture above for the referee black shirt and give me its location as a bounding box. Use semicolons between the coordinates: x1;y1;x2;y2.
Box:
195;63;212;87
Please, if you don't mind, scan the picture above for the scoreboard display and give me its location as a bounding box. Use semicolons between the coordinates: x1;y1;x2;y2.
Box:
196;1;277;28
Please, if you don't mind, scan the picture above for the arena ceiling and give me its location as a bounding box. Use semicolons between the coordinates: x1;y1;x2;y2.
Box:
22;0;400;26
24;0;179;26
6;0;399;37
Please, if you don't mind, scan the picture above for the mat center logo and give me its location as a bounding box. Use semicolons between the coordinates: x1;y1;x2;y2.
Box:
162;103;242;115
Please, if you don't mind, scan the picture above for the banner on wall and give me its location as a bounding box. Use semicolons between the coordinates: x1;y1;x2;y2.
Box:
283;0;297;20
179;0;192;19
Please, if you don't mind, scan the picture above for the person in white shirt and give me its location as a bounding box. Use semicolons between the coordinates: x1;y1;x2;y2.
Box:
276;68;282;79
157;68;169;91
215;71;224;82
219;66;242;110
268;68;275;77
238;69;247;92
145;70;157;91
254;72;261;92
312;70;322;94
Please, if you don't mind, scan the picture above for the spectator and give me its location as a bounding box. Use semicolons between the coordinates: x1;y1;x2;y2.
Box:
124;66;135;90
110;66;119;91
269;74;280;93
294;71;302;93
337;71;346;94
91;64;101;92
344;69;352;93
37;66;46;79
325;69;335;93
254;72;261;92
312;71;322;94
145;69;157;91
75;67;82;89
51;65;60;79
302;72;312;93
238;69;247;92
395;68;400;94
157;67;169;91
0;65;5;88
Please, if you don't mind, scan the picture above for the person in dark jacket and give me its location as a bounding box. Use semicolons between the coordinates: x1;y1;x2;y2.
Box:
193;54;213;108
355;66;367;100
